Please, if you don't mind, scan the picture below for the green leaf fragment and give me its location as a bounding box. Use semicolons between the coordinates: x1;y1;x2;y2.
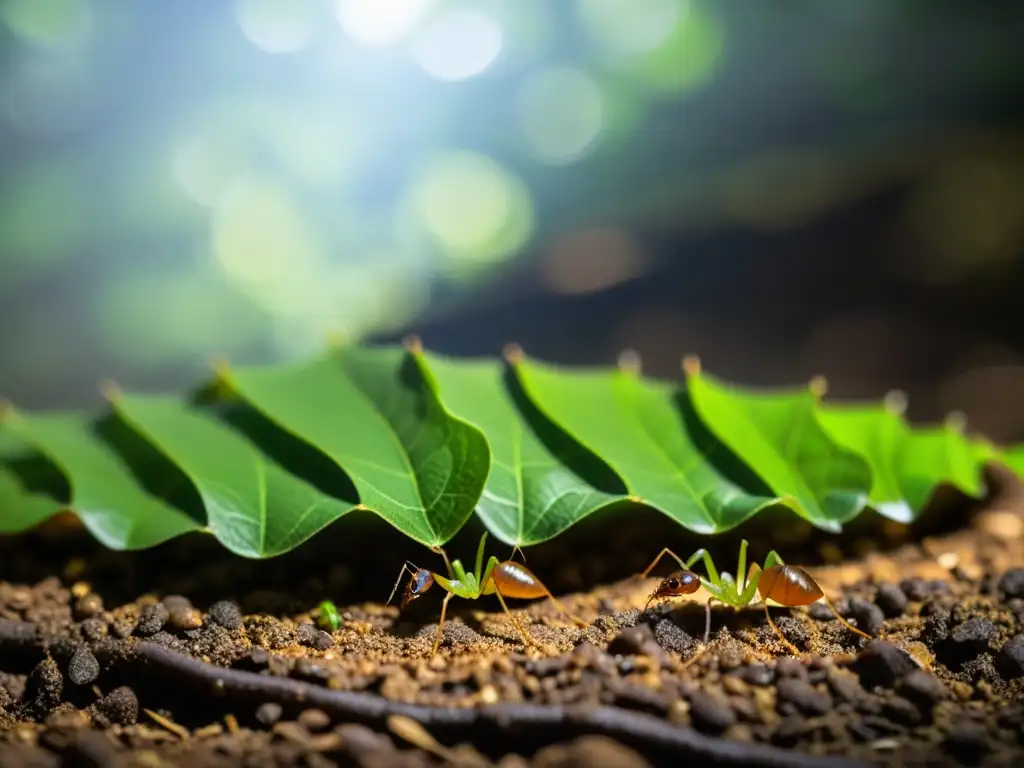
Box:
685;367;872;529
111;394;357;558
422;352;625;546
223;346;489;547
1;411;202;549
513;355;784;534
816;402;986;519
0;465;64;532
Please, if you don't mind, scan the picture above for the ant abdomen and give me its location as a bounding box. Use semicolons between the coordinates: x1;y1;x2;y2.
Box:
491;561;546;599
757;564;824;607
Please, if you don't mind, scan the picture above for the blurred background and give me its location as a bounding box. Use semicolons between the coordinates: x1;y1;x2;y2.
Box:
2;0;1024;444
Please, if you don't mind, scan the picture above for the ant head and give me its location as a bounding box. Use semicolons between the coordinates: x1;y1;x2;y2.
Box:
400;568;435;609
644;570;700;611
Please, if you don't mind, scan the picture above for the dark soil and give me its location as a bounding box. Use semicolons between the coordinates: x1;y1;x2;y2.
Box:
2;474;1023;767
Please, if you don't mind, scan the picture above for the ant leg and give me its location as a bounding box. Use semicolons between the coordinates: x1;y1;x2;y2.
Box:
432;546;455;579
822;594;872;641
736;540;748;593
739;562;761;605
704;596;717;643
493;590;534;648
639;548;689;578
429;591;455;658
387;562;417;605
763;603;801;656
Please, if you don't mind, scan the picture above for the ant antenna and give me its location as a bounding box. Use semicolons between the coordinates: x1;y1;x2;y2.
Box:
510;545;527;563
386;561;421;605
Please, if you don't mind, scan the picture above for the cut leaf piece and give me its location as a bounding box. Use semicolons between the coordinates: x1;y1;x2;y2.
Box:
814;399;913;522
0;465;64;532
111;393;357;558
901;418;986;511
1;411;202;549
684;362;871;529
421;351;626;546
1002;445;1024;477
512;353;786;534
817;401;986;519
222;346;490;547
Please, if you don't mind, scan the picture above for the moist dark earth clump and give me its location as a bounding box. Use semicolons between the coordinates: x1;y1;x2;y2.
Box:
1;481;1023;767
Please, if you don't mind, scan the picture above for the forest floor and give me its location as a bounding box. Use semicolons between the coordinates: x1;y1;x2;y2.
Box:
1;470;1023;768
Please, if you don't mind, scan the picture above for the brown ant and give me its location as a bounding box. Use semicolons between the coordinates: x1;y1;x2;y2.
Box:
389;532;587;657
641;539;872;655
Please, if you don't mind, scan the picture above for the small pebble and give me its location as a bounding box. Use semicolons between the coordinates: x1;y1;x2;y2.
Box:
844;597;885;637
948;617;997;659
944;721;990;763
297;708;331;732
827;669;864;703
335;724;394;756
999;568;1024;600
28;657;63;713
874;583;908;618
739;663;774;687
776;678;832;716
72;593;103;621
652;618;695;655
687;689;736;733
881;696;921;726
94;686;138;726
996;634;1024;679
161;595;192;613
67;646;100;686
207;600;243;630
167;607;203;632
297;623;334;651
807;602;833;622
775;658;808;680
851;640;916;689
80;618;107;642
255;702;283;727
608;625;655;657
135;603;169;636
899;578;930;602
896;669;946;711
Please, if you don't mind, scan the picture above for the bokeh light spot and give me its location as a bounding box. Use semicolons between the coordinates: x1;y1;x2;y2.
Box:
334;0;433;46
410;152;534;264
633;4;725;94
212;176;325;315
411;8;503;82
172;128;250;207
576;0;683;58
235;0;317;54
1;0;91;48
516;66;604;164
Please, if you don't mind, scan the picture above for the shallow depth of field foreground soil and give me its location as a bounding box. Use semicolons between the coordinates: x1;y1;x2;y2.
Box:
2;470;1023;768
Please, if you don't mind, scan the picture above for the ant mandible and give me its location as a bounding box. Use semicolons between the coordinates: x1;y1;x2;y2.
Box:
640;539;872;655
389;531;588;657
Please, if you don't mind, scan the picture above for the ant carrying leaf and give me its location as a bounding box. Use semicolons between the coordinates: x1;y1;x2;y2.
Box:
641;539;872;655
389;531;588;657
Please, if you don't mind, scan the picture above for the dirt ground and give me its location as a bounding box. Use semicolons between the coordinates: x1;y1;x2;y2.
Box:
1;468;1023;768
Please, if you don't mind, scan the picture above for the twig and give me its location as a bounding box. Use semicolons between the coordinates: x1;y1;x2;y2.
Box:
0;622;868;768
129;642;866;768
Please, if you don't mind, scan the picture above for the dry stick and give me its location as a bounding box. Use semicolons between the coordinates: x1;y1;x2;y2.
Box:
129;643;866;768
0;622;866;768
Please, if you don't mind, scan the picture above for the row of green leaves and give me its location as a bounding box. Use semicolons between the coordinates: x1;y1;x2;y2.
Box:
1;343;1020;558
